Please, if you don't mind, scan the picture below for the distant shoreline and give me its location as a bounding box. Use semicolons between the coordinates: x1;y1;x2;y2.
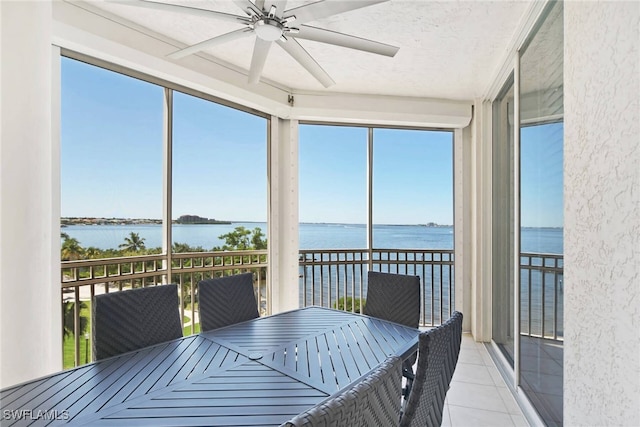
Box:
61;217;562;229
62;217;452;227
61;216;231;226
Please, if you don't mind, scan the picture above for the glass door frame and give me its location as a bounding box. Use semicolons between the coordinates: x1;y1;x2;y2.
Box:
488;2;564;425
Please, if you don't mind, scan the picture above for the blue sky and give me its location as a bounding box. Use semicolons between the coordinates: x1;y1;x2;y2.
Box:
299;125;454;225
521;122;564;228
61;57;563;227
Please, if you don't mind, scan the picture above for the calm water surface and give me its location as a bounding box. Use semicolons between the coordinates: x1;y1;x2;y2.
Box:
61;222;562;254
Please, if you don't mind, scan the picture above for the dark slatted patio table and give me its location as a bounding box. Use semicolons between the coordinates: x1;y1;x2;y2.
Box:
0;306;419;426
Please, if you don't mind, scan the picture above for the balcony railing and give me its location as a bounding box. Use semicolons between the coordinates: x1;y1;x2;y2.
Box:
61;250;268;367
61;248;563;368
520;252;564;340
299;248;455;326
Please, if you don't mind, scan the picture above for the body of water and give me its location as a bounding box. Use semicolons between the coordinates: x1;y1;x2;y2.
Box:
61;222;563;254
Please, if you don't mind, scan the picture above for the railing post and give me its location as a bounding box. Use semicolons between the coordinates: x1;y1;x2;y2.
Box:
73;287;80;367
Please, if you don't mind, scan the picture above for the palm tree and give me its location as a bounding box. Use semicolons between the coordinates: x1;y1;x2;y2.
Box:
172;242;192;253
119;232;146;252
61;234;84;261
84;246;102;259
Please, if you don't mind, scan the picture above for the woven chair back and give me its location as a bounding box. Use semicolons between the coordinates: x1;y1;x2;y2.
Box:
198;272;259;331
92;284;183;360
400;311;463;427
283;356;403;427
364;271;421;329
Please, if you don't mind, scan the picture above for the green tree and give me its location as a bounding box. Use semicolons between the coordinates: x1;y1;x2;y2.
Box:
172;242;204;253
119;232;146;252
251;227;267;250
217;226;267;251
172;242;192;253
61;234;84;261
333;296;365;313
84;246;102;259
218;226;251;250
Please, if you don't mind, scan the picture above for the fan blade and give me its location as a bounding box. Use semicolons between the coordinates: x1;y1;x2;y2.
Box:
232;0;261;17
285;0;387;25
293;25;398;57
232;0;287;17
168;29;254;60
108;0;250;24
264;1;288;17
248;38;273;84
276;38;335;87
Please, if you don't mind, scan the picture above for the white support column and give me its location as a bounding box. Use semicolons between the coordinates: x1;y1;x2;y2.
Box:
454;126;472;333
162;89;173;284
268;117;299;314
0;1;61;387
469;99;493;342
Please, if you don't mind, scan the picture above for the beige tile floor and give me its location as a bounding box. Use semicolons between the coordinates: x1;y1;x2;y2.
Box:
441;333;529;427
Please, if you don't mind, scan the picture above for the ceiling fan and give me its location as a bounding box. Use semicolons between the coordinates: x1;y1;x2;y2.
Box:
112;0;399;87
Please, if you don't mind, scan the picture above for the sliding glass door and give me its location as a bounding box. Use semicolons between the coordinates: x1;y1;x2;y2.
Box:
492;2;563;425
518;2;564;425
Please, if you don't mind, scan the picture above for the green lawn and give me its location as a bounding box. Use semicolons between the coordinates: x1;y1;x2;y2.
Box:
183;323;201;336
63;300;92;369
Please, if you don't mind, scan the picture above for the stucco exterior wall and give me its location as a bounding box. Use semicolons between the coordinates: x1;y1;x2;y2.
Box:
564;2;640;425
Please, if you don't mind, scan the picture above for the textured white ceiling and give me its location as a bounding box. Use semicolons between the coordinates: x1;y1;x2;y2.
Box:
81;0;531;100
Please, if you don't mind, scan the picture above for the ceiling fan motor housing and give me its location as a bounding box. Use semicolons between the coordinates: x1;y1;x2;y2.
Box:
253;18;283;41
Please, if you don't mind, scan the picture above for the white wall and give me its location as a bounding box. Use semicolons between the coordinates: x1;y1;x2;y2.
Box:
0;1;62;388
564;2;640;425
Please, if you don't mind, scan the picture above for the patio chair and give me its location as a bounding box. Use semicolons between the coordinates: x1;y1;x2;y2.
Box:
364;271;421;397
364;271;421;329
282;356;403;427
399;311;463;427
198;272;259;331
92;284;183;360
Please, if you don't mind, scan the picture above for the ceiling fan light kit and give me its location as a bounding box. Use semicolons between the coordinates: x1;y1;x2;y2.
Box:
113;0;399;87
253;19;285;42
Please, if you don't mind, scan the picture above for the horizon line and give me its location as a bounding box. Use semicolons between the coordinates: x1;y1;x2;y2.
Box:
61;216;562;228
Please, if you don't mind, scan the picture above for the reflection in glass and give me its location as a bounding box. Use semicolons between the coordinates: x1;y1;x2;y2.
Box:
519;2;564;425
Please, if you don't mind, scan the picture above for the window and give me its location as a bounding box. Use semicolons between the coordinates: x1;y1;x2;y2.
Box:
171;91;268;251
299;124;367;249
61;57;163;254
372;128;453;249
60;56;270;365
298;124;454;323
